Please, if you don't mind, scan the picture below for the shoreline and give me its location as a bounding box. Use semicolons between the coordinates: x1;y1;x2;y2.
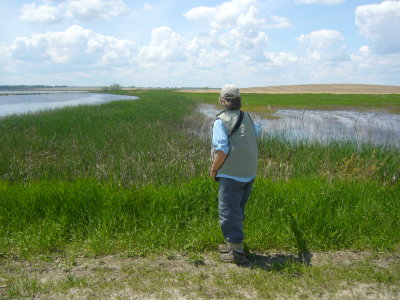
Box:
178;84;400;94
2;84;400;94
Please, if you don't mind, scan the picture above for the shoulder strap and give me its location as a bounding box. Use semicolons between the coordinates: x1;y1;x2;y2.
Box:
229;110;244;136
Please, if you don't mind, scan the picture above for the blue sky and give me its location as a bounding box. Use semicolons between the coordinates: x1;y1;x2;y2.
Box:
0;0;399;87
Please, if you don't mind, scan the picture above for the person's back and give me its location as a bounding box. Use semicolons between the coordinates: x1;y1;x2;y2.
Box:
209;84;261;267
216;109;258;178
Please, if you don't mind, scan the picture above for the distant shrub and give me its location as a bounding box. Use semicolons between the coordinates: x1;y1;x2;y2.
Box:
102;84;122;91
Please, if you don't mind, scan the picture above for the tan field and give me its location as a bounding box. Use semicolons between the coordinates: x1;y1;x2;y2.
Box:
179;84;400;94
30;84;400;94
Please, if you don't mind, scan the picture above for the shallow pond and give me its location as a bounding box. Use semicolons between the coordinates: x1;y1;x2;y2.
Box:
198;104;400;148
0;92;138;118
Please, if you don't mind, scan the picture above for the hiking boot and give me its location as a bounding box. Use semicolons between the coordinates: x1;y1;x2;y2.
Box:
220;249;251;267
218;243;231;253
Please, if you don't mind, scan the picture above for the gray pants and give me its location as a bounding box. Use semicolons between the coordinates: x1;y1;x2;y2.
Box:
218;177;253;244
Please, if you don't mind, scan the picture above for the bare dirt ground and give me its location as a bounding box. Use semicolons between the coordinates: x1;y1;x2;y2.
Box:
1;250;399;299
178;84;400;94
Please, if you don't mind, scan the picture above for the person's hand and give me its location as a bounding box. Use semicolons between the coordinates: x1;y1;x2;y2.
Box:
210;151;226;181
209;169;218;181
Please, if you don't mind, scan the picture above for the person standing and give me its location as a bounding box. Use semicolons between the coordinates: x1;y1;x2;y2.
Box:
210;84;261;266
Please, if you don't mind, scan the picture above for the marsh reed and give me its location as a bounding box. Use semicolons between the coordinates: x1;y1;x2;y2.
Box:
0;90;399;258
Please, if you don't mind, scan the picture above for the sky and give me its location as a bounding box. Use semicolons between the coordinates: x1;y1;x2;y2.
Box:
0;0;399;88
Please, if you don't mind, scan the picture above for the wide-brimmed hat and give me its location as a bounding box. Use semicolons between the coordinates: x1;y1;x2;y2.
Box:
220;84;240;99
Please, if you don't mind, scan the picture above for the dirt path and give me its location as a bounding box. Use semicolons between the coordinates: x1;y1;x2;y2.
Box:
1;250;399;299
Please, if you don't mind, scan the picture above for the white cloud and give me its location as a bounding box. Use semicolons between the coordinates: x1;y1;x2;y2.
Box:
65;0;129;22
266;16;291;29
182;0;274;66
220;29;268;49
8;25;137;67
19;0;129;23
139;27;186;63
349;45;400;83
10;34;51;62
261;42;400;86
221;29;269;62
265;52;299;66
20;3;61;23
352;45;400;71
297;29;349;61
183;0;263;30
183;29;269;69
236;4;266;29
355;1;400;54
183;33;233;69
189;48;231;69
297;29;343;48
183;6;215;24
296;0;346;4
5;0;399;87
183;0;291;31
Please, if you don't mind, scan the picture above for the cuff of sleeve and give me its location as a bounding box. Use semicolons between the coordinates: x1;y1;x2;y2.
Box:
213;145;229;154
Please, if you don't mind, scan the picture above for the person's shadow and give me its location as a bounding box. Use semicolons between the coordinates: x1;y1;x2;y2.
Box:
247;251;312;271
247;215;313;271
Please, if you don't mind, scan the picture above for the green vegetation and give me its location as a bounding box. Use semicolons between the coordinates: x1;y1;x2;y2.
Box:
1;89;399;256
0;90;206;185
101;83;122;91
1;176;399;259
0;89;399;298
186;92;400;113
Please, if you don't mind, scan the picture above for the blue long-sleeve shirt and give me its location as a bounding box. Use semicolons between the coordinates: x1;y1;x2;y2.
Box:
212;117;261;182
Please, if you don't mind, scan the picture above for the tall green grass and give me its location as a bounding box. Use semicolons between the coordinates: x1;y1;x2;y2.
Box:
0;177;398;257
0;90;399;258
186;92;400;113
257;136;400;183
0;90;208;185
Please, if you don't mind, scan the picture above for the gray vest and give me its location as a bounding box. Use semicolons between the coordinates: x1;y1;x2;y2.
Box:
216;110;258;178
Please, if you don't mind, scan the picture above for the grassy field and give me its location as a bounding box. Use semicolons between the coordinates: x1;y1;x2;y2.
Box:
0;90;207;185
0;90;399;298
185;92;400;114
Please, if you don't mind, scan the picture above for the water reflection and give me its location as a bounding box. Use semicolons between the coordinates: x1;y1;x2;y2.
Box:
0;92;138;118
198;104;400;148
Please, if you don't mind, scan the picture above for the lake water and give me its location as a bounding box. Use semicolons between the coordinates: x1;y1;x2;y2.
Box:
0;92;138;118
198;104;400;148
0;91;84;94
